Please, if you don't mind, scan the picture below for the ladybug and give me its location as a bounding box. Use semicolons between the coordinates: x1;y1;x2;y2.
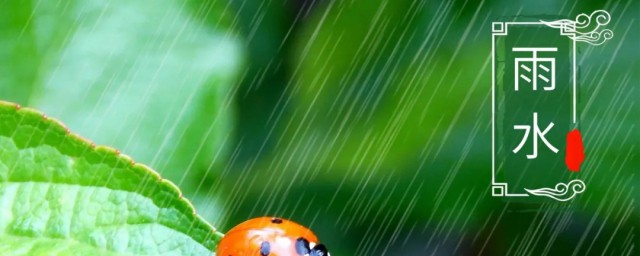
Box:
217;217;330;256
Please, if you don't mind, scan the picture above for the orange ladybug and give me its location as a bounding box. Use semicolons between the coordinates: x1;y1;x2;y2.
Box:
217;217;329;256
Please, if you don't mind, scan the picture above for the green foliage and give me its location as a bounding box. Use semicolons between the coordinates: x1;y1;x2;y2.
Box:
1;0;637;255
223;1;639;254
0;0;243;189
284;0;488;172
0;101;221;255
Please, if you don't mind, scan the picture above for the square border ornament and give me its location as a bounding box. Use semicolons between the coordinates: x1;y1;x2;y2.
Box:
491;10;613;201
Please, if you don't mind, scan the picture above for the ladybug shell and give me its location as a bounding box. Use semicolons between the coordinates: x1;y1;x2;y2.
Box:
217;217;319;256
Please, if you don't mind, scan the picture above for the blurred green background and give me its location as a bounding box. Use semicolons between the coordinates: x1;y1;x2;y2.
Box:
1;0;637;255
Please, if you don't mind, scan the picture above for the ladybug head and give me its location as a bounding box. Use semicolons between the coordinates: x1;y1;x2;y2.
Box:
295;237;330;256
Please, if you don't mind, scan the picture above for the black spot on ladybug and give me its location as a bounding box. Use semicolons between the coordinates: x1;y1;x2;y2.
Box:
260;241;270;256
270;218;283;224
295;237;310;255
310;244;328;256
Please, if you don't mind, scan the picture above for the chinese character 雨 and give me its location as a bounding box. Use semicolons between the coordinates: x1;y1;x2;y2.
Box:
513;47;557;91
513;112;559;159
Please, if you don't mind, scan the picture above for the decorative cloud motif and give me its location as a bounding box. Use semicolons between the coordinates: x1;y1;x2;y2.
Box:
541;10;613;46
525;179;586;201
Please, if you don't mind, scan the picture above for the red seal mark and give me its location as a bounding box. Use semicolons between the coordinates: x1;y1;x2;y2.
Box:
565;129;585;172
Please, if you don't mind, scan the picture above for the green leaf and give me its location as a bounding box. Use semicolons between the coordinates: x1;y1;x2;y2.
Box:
0;101;221;255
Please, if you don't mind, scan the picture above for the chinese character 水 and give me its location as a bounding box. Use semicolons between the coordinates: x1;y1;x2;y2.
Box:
513;112;559;159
